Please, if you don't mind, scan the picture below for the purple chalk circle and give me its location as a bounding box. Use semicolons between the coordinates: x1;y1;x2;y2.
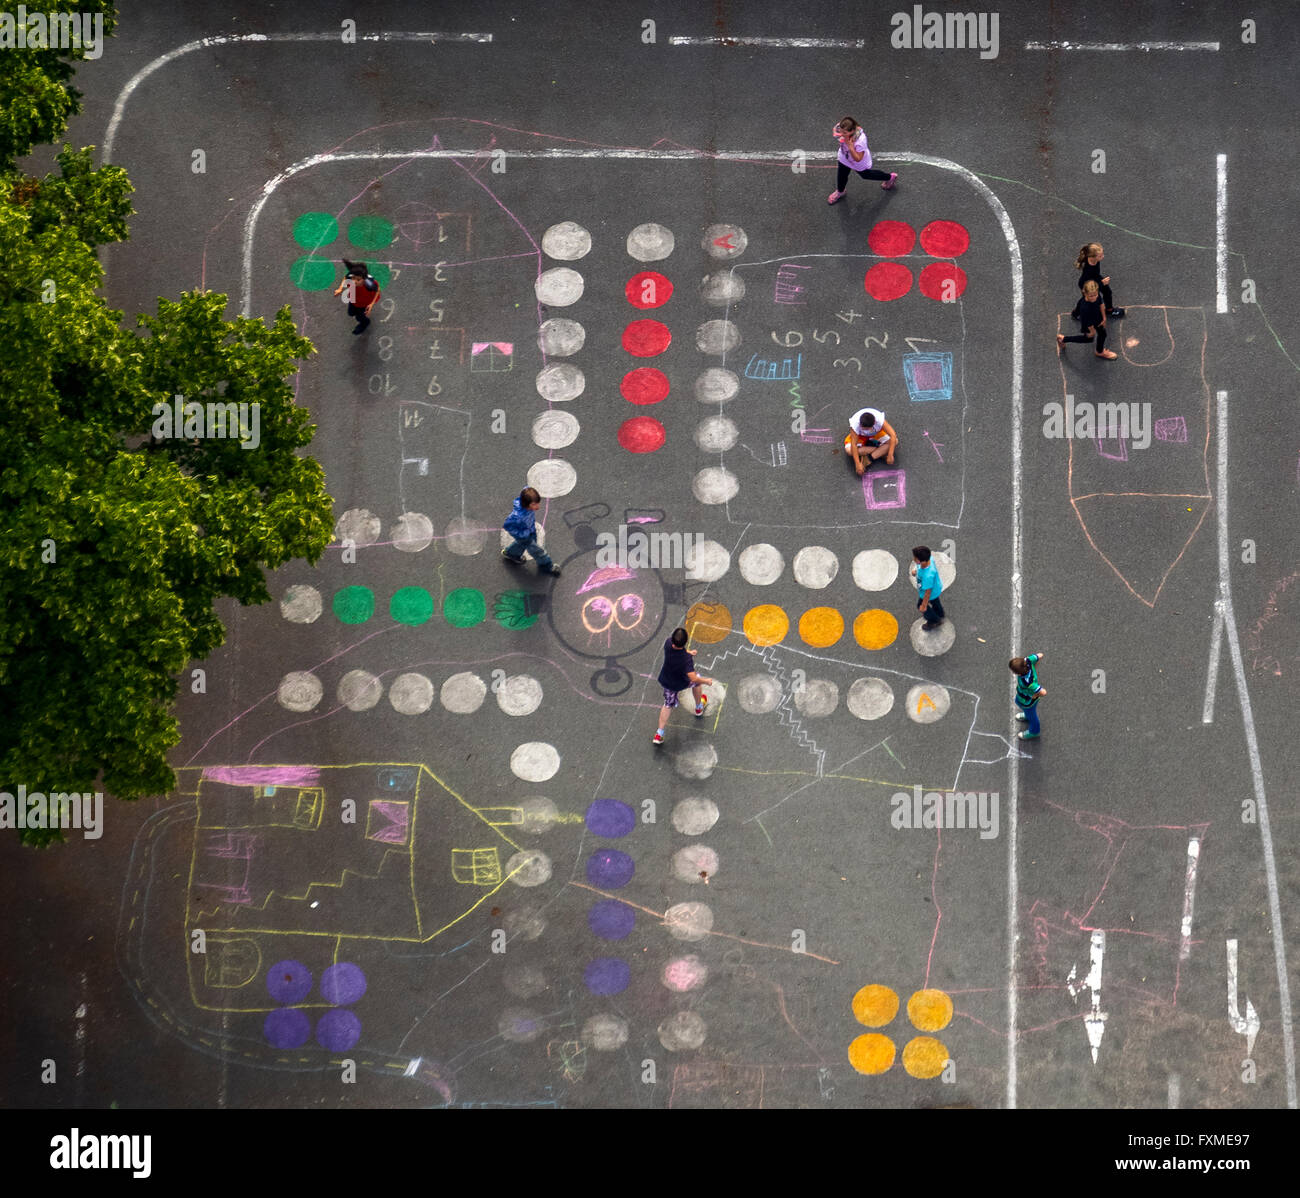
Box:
584;957;632;996
264;1007;311;1049
315;1008;362;1052
587;900;636;940
320;962;367;1006
586;848;636;889
585;798;636;838
266;960;312;1004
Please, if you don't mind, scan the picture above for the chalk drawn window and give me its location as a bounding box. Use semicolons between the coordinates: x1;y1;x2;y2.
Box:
452;848;502;886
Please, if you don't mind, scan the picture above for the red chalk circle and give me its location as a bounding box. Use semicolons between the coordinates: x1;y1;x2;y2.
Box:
625;271;673;309
919;262;968;302
867;220;916;257
622;319;672;357
621;367;670;405
864;261;913;301
919;220;970;258
618;416;666;453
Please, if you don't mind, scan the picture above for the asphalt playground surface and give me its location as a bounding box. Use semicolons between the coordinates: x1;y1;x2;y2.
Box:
3;0;1299;1119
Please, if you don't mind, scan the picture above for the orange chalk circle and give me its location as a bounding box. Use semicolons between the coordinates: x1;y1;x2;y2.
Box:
799;606;845;648
685;601;732;645
852;983;899;1028
902;1035;950;1079
848;1033;896;1075
907;988;954;1031
853;609;899;650
743;604;789;647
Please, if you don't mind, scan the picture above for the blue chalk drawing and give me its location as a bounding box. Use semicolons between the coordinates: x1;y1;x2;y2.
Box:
744;353;801;381
903;352;953;401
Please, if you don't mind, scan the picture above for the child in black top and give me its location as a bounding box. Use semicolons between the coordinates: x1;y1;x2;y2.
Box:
1057;280;1117;359
653;628;715;744
1071;243;1125;319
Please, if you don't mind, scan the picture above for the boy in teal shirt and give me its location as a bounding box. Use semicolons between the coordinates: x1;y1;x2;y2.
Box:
1011;652;1047;739
912;546;945;629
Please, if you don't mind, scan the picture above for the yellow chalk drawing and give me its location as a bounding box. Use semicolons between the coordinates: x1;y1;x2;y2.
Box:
798;606;845;648
902;1036;950;1079
451;847;502;885
852;983;899;1027
907;988;954;1031
743;604;789;647
685;600;733;645
848;1033;896;1075
915;691;936;715
853;609;899;650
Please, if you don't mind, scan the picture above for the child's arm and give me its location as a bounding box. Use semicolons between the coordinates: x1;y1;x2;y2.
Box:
687;670;714;686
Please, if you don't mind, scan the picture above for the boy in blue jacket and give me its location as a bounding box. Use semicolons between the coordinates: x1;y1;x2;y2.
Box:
502;487;561;577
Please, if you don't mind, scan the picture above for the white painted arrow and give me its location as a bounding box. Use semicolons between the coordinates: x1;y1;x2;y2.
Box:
1067;930;1108;1063
1226;939;1261;1057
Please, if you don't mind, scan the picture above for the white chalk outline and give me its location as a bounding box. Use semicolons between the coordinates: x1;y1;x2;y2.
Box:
1216;154;1228;314
668;35;865;48
1024;41;1220;52
1216;390;1296;1106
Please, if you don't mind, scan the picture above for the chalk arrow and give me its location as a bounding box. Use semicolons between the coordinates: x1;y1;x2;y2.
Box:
713;233;737;250
1226;939;1261;1057
1066;930;1108;1063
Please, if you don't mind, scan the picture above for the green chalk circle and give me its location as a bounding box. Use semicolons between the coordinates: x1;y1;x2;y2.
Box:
390;586;434;626
367;262;392;289
293;212;339;249
444;588;486;629
289;256;338;291
348;215;395;250
333;586;375;624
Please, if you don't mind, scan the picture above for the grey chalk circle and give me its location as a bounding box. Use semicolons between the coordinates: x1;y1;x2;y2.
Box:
694;414;739;452
338;669;383;712
503;905;547;941
280;584;322;624
696;319;741;355
542;221;592;260
702;223;748;259
793;545;839;589
535;361;585;402
391;512;434;553
510;741;561;781
700;270;746;305
497;674;544;717
582;1014;629;1051
537;318;586;357
627;222;675;262
674;742;718;780
277;671;322;712
684;538;731;582
534;267;584;306
440;671;487;713
692;466;739;505
694;367;740;404
905;682;952;724
736;673;782;714
738;543;784;585
794;678;839;717
517;796;558;835
444;515;487;556
334;507;381;548
504;964;548;998
910;617;956;656
506;849;553;887
673;843;719;883
498;1007;545;1043
526;458;578;498
664;901;714;942
531;410;580;449
847;677;895;720
672;798;720;836
388;672;434;714
658;1009;708;1051
853;549;900;591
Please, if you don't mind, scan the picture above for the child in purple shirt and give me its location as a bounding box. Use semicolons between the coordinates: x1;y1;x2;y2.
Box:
827;117;897;204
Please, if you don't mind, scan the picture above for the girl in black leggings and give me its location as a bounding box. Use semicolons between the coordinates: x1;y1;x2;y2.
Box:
1057;280;1117;359
1071;242;1125;319
827;117;896;203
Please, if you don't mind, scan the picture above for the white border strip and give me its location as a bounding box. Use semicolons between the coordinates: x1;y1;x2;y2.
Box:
102;31;493;163
1025;40;1219;51
1215;389;1297;1108
238;145;1024;1102
1216;154;1228;313
669;35;865;48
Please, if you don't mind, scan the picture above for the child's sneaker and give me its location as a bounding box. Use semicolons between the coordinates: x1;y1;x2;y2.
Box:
1108;307;1126;318
501;550;522;565
881;173;898;190
1018;730;1040;740
827;189;844;205
652;729;665;745
695;695;708;718
1014;711;1028;722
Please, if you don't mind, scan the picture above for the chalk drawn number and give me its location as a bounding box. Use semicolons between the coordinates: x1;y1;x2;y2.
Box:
811;328;841;345
377;335;394;362
377;298;396;323
434;260;448;283
771;331;804;347
428;299;446;324
368;373;397;396
427;375;442;397
833;358;862;372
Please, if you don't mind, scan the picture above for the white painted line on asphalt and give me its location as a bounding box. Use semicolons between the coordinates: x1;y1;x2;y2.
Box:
1167;1072;1180;1108
1025;41;1219;51
1216;390;1296;1105
1216;154;1228;313
669;35;865;48
102;31;493;163
1202;602;1223;723
1178;836;1201;960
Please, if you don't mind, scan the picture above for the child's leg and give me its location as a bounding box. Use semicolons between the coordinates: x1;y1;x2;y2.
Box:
857;167;892;181
1060;332;1095;344
1025;705;1040;736
503;534;528;561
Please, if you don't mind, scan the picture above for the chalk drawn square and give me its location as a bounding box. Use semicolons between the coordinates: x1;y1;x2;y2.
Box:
365;799;411;846
1095;434;1128;461
903;352;953;401
863;468;907;510
1153;415;1187;442
471;341;514;372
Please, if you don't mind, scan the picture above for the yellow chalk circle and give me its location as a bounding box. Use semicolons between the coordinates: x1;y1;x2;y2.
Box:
685;600;732;645
907;988;954;1032
743;604;789;647
799;606;845;648
852;983;900;1028
848;1033;896;1075
902;1035;950;1079
854;608;899;651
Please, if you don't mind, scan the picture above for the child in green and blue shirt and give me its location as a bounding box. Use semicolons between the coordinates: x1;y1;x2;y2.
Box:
1010;652;1046;739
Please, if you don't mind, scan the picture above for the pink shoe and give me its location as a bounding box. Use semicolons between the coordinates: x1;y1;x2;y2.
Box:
653;729;664;745
827;189;844;205
881;173;898;190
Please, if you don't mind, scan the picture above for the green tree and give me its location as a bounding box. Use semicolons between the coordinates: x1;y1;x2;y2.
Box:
0;144;332;846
